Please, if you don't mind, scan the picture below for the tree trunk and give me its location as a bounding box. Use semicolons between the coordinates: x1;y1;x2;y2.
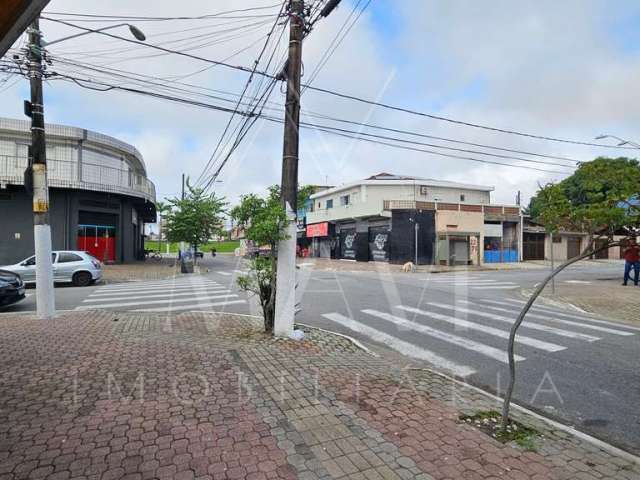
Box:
500;238;620;430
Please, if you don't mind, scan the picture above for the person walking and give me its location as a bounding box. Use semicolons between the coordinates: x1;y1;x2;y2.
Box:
622;238;640;286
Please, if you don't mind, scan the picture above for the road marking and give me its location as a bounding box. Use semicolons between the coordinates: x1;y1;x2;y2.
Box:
133;299;247;312
471;285;520;290
478;300;635;336
322;313;476;377
216;271;232;276
427;302;600;342
362;309;523;363
83;289;232;302
501;298;640;332
233;270;248;274
429;279;495;283
76;293;238;310
396;305;566;352
98;282;220;292
564;280;592;284
89;285;227;296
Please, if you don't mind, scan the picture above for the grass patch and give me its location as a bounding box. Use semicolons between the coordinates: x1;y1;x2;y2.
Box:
459;410;540;451
145;240;240;253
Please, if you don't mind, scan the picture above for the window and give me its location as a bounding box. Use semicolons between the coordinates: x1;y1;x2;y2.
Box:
460;194;466;202
57;252;83;263
340;195;350;206
419;186;428;195
552;235;562;243
326;199;333;209
23;253;56;266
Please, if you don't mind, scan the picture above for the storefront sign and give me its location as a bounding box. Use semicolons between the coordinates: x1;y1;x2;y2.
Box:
307;222;329;237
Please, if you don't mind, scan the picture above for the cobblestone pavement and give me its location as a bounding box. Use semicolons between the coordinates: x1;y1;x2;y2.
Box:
0;311;638;480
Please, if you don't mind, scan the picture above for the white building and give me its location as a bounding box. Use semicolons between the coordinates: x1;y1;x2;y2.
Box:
302;173;521;265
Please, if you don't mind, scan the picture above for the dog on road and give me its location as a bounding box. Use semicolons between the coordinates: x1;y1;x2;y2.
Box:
402;261;415;273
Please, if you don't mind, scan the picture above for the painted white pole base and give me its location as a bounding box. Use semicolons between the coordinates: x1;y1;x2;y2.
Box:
34;224;56;319
274;217;297;338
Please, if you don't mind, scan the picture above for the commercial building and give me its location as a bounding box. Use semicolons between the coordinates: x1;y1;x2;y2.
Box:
0;117;156;265
303;173;522;265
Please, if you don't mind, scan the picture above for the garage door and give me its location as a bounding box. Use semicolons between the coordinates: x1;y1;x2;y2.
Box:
523;232;545;260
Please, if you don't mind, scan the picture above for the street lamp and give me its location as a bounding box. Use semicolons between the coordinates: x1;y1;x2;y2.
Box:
42;23;146;46
595;134;640;149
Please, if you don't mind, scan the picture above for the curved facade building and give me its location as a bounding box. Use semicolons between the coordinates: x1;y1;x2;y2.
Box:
0;117;156;264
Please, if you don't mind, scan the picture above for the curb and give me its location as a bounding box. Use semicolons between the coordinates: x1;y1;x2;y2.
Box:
304;323;640;466
295;322;379;357
414;366;640;466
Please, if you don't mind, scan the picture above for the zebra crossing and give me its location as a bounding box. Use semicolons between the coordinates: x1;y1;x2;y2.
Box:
75;277;247;313
321;298;637;378
427;274;520;290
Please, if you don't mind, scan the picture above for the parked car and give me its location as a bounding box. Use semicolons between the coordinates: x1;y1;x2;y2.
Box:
0;269;25;307
0;251;103;287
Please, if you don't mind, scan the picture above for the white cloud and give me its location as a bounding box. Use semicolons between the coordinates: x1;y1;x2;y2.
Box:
1;0;638;209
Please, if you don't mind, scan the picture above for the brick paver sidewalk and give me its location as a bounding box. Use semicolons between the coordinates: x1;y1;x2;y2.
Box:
0;311;637;480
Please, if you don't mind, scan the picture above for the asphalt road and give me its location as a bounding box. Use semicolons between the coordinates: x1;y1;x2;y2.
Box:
2;254;638;455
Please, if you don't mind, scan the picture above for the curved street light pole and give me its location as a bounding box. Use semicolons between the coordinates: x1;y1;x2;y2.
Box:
42;23;146;46
595;134;640;149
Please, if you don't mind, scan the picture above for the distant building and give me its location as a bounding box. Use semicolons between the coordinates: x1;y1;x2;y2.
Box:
302;173;522;265
0;117;156;264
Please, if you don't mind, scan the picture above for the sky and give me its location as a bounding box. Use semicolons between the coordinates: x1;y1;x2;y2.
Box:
1;0;639;215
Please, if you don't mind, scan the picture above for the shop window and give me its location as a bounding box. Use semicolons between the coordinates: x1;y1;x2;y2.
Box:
340;195;350;206
326;199;333;209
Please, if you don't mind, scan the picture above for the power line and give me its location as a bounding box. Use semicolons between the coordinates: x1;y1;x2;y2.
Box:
40;16;634;150
44;52;584;166
195;1;288;188
47;72;574;175
44;3;285;22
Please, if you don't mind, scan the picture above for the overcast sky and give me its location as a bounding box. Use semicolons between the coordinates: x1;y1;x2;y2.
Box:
1;0;639;211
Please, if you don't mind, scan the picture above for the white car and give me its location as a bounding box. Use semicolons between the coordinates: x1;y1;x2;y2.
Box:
1;251;103;287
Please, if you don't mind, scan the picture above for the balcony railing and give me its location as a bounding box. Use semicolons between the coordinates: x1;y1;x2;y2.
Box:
0;154;155;202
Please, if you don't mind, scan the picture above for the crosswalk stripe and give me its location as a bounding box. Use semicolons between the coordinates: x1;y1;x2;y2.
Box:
76;293;239;310
429;280;500;284
322;313;476;377
427;302;600;342
216;271;232;276
98;282;220;292
362;309;523;363
477;300;635;336
396;305;565;352
90;285;226;296
500;299;640;332
133;299;247;312
83;289;232;302
471;285;519;290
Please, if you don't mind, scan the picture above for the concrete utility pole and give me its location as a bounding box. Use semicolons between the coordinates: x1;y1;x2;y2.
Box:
27;18;55;319
274;0;304;337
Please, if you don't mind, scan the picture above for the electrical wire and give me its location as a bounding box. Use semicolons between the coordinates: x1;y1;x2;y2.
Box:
40;16;633;150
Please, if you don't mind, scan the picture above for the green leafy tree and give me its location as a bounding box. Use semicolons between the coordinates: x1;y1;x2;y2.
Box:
230;186;291;333
502;157;640;430
155;201;170;253
164;180;227;258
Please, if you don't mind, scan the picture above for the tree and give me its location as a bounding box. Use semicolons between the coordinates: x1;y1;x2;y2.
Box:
501;157;640;430
155;201;170;253
230;187;288;333
164;180;227;258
